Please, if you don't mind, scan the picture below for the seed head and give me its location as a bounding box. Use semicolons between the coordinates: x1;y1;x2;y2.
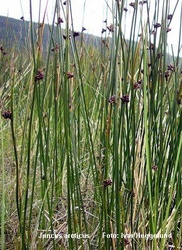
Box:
139;1;147;5
108;95;117;105
166;27;171;33
35;69;44;81
152;165;158;170
121;94;130;103
134;80;142;89
51;43;59;52
107;24;114;32
167;14;173;20
154;23;161;29
103;179;112;187
73;31;80;38
129;2;135;9
164;70;170;81
157;52;163;59
56;17;64;25
2;110;12;120
151;30;156;35
102;28;106;34
82;27;86;32
67;72;74;79
167;64;175;71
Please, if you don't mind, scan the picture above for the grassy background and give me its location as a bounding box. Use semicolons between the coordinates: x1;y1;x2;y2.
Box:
0;0;182;249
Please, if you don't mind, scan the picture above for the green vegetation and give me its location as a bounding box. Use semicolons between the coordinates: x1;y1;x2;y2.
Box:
0;0;181;249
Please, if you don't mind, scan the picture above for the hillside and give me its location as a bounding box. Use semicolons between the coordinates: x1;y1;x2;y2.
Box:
0;15;181;64
0;15;101;52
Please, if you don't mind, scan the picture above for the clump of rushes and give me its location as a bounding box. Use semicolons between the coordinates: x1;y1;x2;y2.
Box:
2;0;181;249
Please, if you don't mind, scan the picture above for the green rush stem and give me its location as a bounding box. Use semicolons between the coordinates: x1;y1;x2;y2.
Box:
143;34;156;245
10;76;22;234
1;117;5;250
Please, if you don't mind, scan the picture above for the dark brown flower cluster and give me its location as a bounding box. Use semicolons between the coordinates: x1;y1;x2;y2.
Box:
51;43;59;52
108;95;117;105
2;110;12;120
119;238;130;246
103;179;112;187
134;80;142;89
121;94;129;103
164;64;175;81
66;72;74;79
147;42;154;50
0;45;7;55
157;52;163;59
102;28;106;34
152;165;158;171
63;34;70;40
82;27;86;32
73;31;80;38
164;70;170;81
107;24;114;32
62;31;80;40
129;2;135;8
167;14;173;20
35;69;44;81
139;0;147;5
109;94;130;105
167;64;175;72
177;91;182;105
166;27;171;33
154;23;161;29
56;17;64;25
